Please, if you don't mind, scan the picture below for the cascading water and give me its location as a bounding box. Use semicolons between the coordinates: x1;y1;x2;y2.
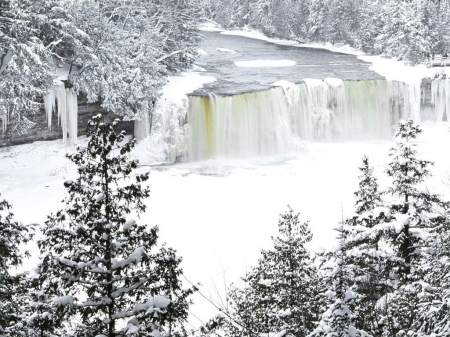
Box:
430;79;450;122
188;89;294;161
187;79;414;161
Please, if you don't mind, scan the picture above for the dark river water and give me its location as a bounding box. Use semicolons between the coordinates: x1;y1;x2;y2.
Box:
192;30;384;96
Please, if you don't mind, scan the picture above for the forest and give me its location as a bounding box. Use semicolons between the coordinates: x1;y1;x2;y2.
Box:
202;0;450;65
0;0;201;133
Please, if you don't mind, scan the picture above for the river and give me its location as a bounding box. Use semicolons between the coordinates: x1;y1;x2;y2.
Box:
193;30;383;96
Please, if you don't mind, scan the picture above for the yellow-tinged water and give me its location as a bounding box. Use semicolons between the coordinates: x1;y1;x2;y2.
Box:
187;79;427;161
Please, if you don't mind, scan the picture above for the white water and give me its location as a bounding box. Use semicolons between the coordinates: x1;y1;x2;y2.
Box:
431;79;450;122
187;79;415;161
44;81;78;145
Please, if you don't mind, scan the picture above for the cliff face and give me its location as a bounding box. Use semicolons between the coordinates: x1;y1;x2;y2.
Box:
0;96;134;147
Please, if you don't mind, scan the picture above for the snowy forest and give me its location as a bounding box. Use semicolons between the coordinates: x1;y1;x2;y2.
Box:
0;0;201;133
201;0;450;65
3;0;450;337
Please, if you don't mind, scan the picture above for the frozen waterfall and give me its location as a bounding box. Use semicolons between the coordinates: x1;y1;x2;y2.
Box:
187;79;415;161
431;79;450;122
43;81;78;145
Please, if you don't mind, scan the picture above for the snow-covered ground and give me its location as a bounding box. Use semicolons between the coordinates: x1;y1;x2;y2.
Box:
2;122;450;323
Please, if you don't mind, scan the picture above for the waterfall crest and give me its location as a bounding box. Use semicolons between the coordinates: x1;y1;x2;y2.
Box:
187;79;415;161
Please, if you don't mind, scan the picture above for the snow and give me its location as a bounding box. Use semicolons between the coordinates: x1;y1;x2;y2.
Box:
153;296;170;308
52;296;75;306
3;123;450;323
216;48;236;53
235;60;296;67
112;247;145;269
160;72;216;105
123;219;135;231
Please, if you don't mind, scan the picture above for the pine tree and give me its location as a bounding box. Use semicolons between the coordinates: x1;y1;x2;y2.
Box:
226;207;322;337
344;156;389;335
372;119;448;336
354;156;382;216
311;225;369;337
0;197;33;333
385;119;445;282
34;115;195;336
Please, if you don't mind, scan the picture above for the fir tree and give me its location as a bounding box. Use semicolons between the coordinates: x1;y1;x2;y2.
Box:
311;225;369;337
385;119;445;282
226;207;322;337
35;115;195;336
354;156;382;216
344;156;389;335
0;197;33;333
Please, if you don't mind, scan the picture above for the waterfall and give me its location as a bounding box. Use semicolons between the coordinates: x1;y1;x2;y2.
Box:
44;81;78;145
430;79;450;122
187;79;414;161
188;89;294;161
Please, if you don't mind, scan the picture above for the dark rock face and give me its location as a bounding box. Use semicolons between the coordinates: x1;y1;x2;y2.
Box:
0;96;134;147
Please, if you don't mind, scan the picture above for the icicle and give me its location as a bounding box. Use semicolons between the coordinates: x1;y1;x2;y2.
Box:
55;82;68;143
0;97;6;135
66;88;78;145
43;88;56;130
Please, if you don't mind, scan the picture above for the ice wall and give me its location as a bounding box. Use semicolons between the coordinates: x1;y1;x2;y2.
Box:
43;81;78;145
187;79;414;161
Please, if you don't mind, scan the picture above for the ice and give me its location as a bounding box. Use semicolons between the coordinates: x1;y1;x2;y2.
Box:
431;79;450;122
43;80;78;145
235;60;296;67
217;48;236;53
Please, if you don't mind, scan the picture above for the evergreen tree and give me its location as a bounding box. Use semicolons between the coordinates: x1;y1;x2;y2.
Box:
226;207;322;337
0;0;57;132
311;225;369;337
344;156;389;336
354;156;382;216
34;115;195;336
384;119;445;282
0;197;33;333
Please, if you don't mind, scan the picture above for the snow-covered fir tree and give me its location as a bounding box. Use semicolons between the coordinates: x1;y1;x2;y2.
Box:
226;207;323;337
32;115;195;336
384;119;446;282
353;156;382;216
343;156;389;336
311;225;369;337
0;196;33;333
0;0;57;132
